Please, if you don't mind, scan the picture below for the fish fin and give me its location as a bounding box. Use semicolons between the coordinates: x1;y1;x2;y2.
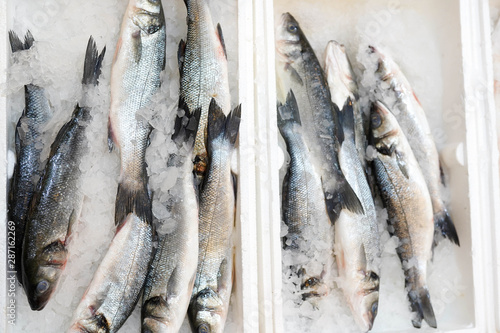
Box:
285;63;304;86
216;23;227;59
332;101;345;144
395;150;409;179
217;257;231;294
231;171;238;203
277;90;301;129
107;119;115;152
65;203;82;245
131;30;142;63
408;286;437;329
206;99;242;153
82;36;106;86
48;105;82;157
115;180;152;227
178;39;186;76
9;30;34;53
324;178;364;223
172;98;201;147
341;97;355;141
439;162;446;186
434;209;460;246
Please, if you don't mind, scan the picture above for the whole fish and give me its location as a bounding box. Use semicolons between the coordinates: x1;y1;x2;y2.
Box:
370;46;459;246
371;101;436;329
142;108;200;333
178;0;231;182
324;41;380;331
7;31;52;284
21;37;105;311
278;90;333;300
69;1;165;331
188;100;240;333
275;13;363;223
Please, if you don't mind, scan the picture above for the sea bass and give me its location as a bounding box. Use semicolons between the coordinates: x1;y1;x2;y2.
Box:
324;41;380;331
275;13;362;223
7;31;52;283
69;1;165;331
371;101;436;329
278;90;334;300
142;108;200;333
21;37;105;311
188;100;240;333
178;0;231;182
369;46;459;246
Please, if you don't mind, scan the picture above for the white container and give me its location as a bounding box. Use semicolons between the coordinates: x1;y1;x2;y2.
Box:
1;0;499;332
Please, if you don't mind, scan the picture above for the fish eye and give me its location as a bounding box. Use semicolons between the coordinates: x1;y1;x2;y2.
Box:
371;113;382;129
287;25;298;34
36;280;49;294
197;323;209;333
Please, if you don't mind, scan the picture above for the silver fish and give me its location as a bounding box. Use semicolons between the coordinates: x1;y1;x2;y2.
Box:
69;0;165;331
325;41;380;331
275;13;363;223
7;31;52;283
371;101;436;329
370;45;459;246
178;0;231;182
142;109;200;333
21;37;105;311
278;90;333;300
188;100;240;333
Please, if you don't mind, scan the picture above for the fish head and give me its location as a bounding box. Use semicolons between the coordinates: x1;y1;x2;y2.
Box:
23;240;67;310
369;45;400;82
275;13;303;64
324;40;357;105
370;101;400;155
346;270;380;332
189;288;226;333
142;295;171;332
131;0;165;35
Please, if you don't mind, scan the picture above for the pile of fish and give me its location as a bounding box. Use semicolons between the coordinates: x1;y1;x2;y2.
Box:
276;13;460;332
7;0;240;332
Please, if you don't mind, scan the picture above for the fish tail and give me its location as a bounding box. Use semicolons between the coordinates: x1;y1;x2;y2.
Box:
434;209;460;246
172;98;202;146
277;90;301;128
408;285;437;329
115;180;152;227
206;99;241;153
9;30;34;53
82;36;106;86
325;177;364;223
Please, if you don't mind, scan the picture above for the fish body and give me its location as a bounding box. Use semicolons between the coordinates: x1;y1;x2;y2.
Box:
178;0;231;181
370;46;459;246
21;37;105;311
324;41;380;331
7;31;51;283
188;100;240;333
275;13;362;223
142;110;200;333
371;101;436;329
278;90;333;300
68;213;153;333
69;1;165;331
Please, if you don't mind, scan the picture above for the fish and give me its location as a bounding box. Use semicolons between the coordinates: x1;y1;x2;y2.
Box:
324;41;381;331
21;37;105;311
371;101;437;329
278;90;333;301
275;13;363;223
69;1;165;331
141;107;201;333
177;0;231;183
7;31;52;284
188;99;240;333
369;45;459;246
